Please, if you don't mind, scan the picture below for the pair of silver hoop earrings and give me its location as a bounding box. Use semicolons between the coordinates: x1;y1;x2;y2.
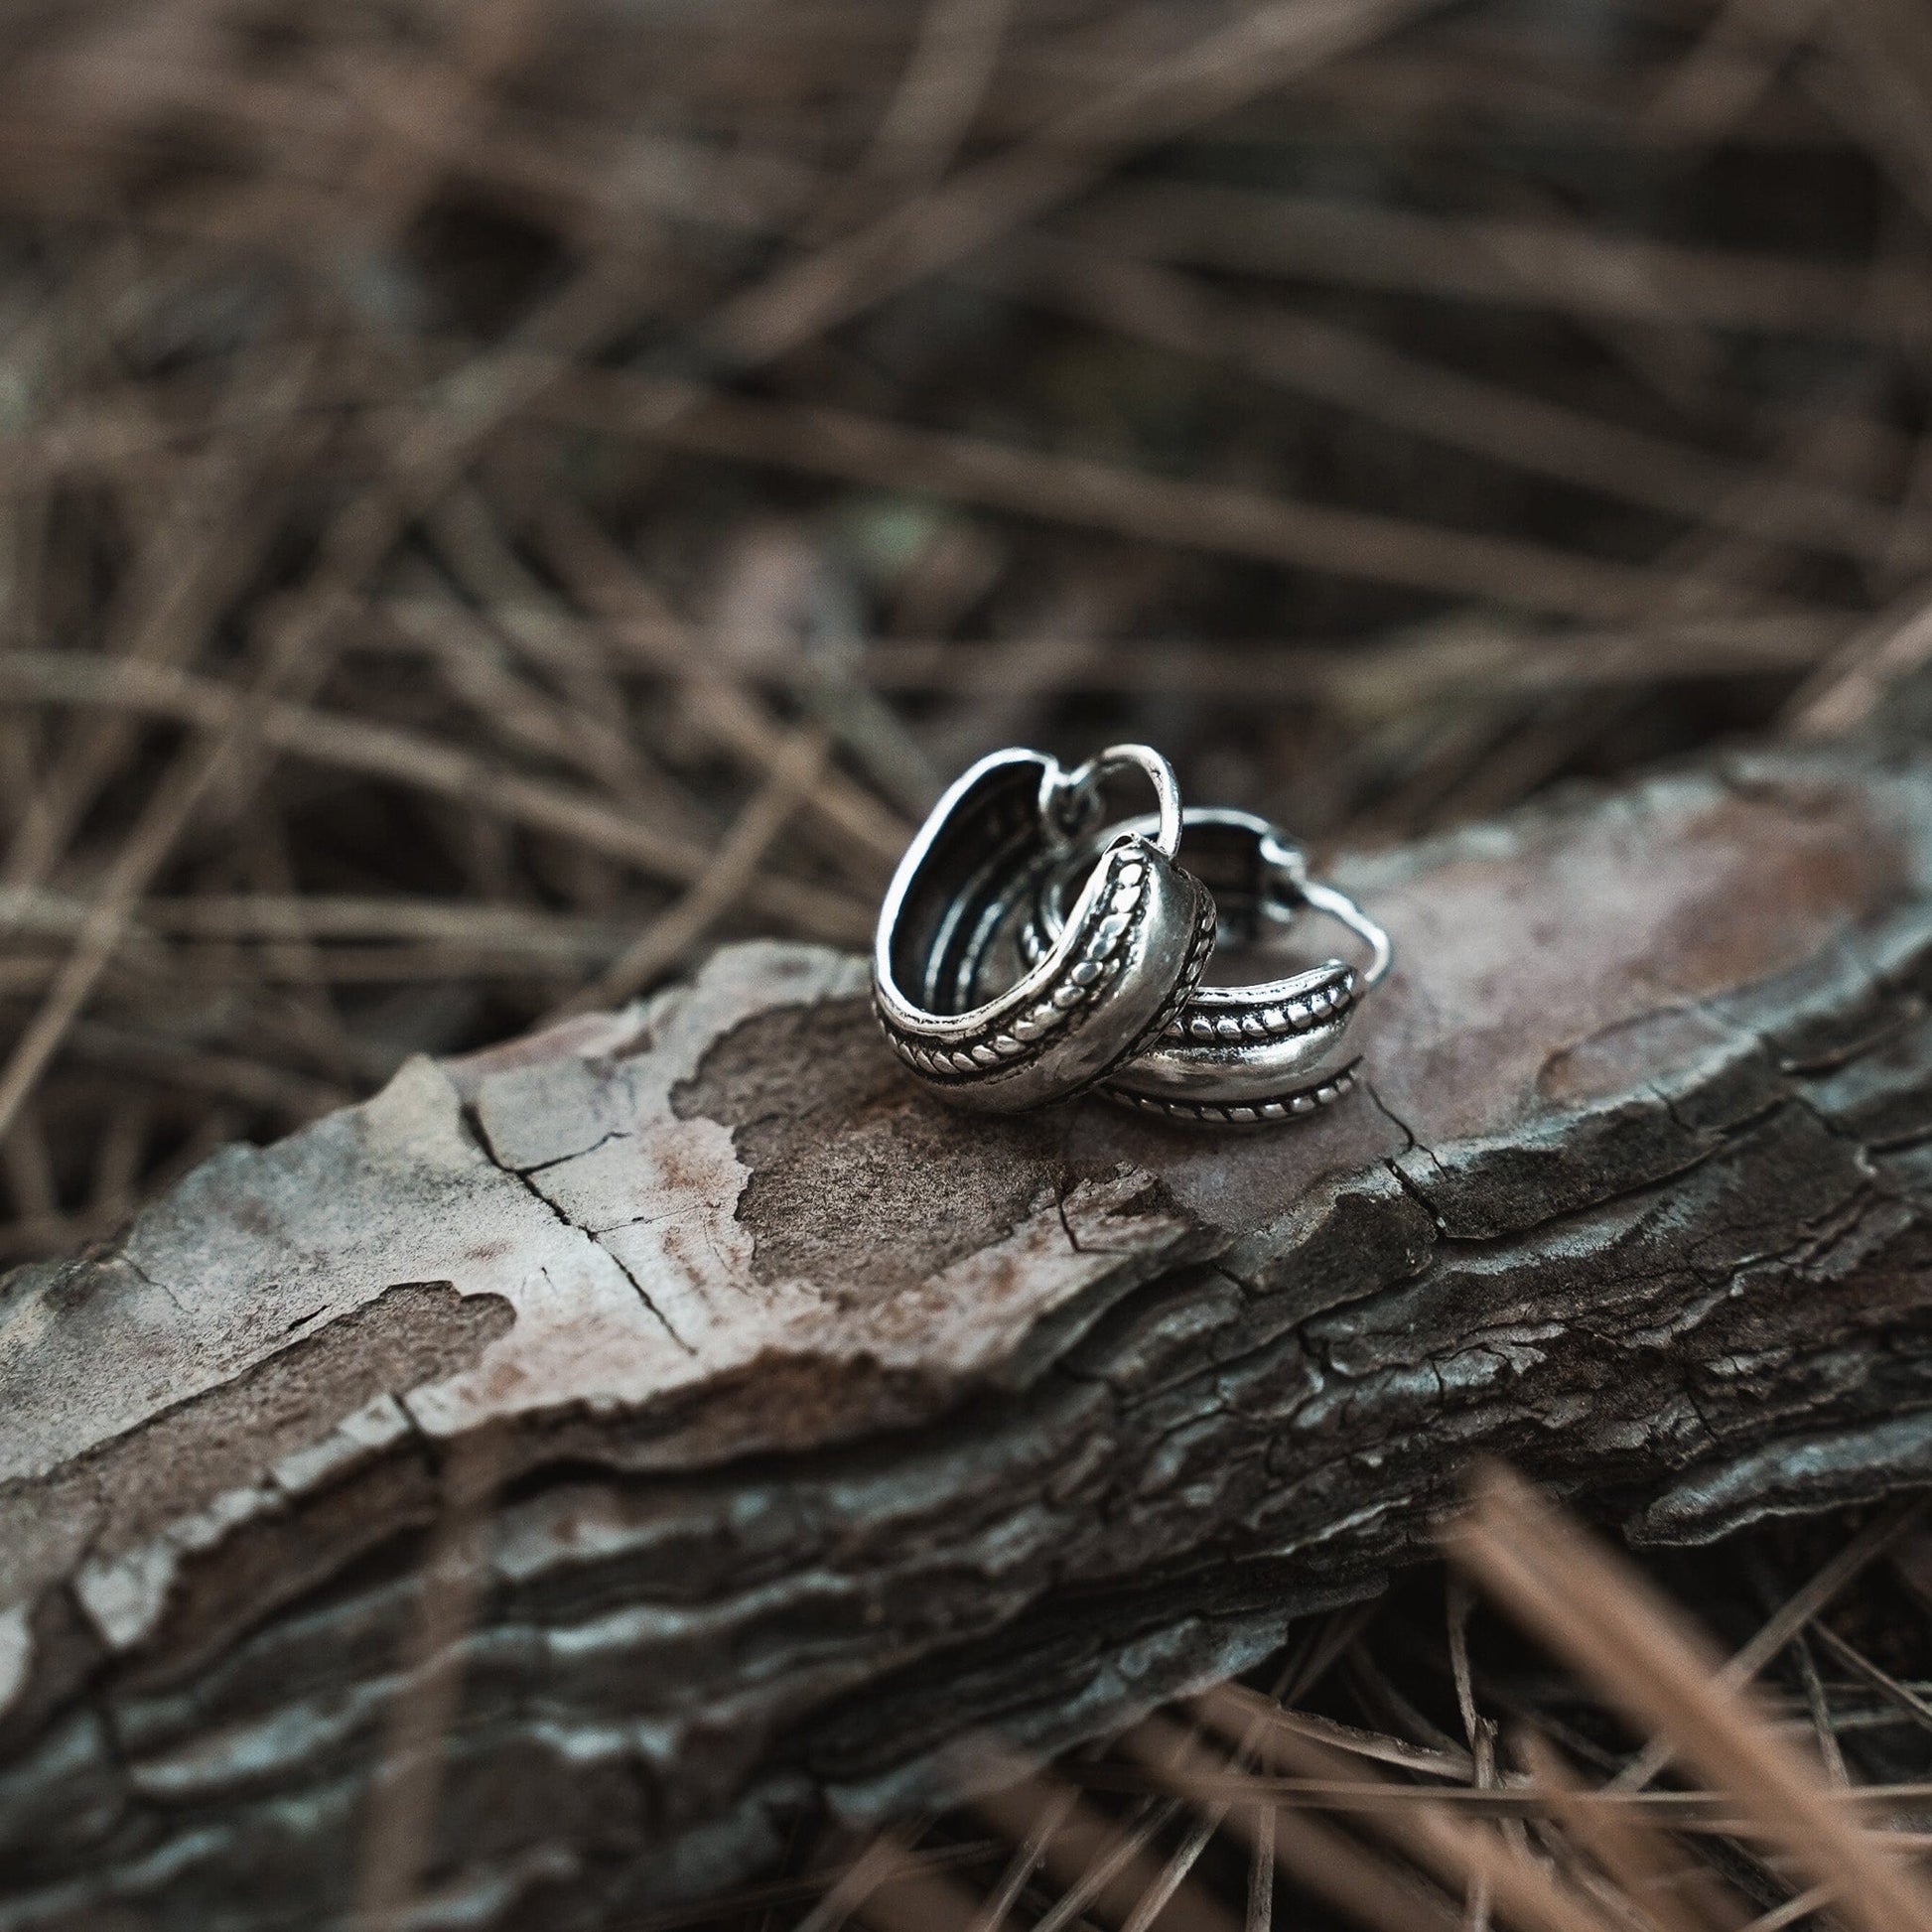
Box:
871;745;1391;1127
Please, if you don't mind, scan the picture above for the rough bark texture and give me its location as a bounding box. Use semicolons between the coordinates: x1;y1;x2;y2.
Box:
5;742;1932;1930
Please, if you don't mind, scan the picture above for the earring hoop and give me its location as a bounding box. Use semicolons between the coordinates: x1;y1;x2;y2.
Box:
873;747;1214;1112
1030;806;1390;1125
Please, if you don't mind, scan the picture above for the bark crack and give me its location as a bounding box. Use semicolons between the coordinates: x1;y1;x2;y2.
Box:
517;1129;632;1175
118;1252;187;1319
463;1102;695;1355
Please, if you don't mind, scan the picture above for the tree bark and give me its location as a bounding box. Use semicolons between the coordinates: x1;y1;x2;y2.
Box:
4;741;1932;1929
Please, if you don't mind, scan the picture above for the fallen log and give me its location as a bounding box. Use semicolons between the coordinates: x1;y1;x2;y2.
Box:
4;738;1932;1929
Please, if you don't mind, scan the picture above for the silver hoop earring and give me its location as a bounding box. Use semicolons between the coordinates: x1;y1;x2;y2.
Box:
873;746;1216;1112
1029;807;1390;1125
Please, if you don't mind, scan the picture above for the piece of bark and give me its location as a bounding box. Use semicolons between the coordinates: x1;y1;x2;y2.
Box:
5;742;1932;1930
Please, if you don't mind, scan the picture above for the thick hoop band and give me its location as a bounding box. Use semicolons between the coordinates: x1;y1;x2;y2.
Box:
873;748;1215;1112
1031;807;1391;1125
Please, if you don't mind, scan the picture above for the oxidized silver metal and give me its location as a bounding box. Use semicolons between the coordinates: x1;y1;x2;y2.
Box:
1028;806;1391;1125
873;746;1216;1112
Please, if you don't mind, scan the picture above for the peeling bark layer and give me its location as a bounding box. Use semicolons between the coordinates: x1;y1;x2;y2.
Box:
4;745;1932;1929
